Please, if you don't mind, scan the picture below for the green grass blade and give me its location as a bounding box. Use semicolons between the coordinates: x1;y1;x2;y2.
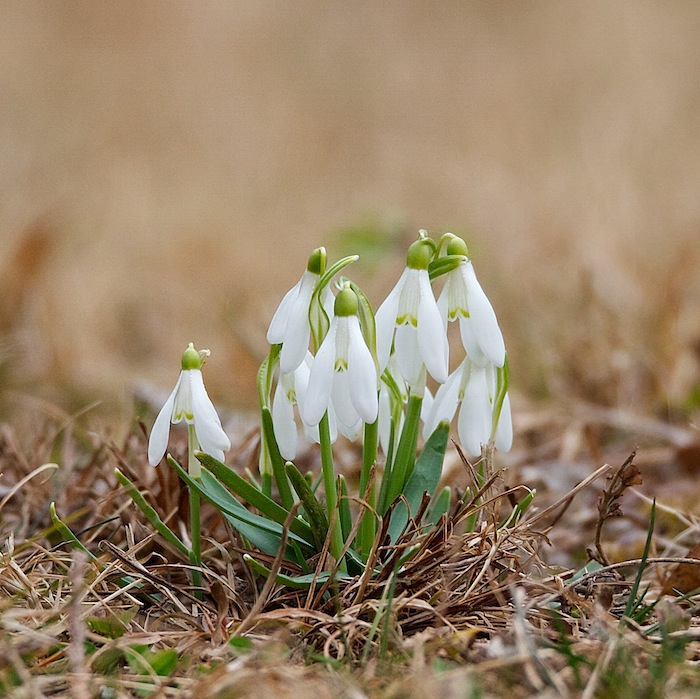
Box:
49;502;97;560
623;498;656;620
114;469;189;557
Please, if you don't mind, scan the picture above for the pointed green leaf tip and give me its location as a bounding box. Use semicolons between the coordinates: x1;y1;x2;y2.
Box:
334;286;358;317
406;238;434;270
306;247;327;275
181;342;208;370
446;235;469;257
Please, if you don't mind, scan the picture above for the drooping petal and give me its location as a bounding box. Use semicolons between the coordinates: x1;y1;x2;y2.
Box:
458;316;489;367
189;370;231;461
423;360;464;438
272;377;298;460
457;364;492;457
394;323;423;387
147;373;182;465
279;271;317;374
463;262;506;367
416;270;449;383
266;275;303;343
374;269;407;373
331;366;359;427
494;392;513;452
347;316;378;424
300;319;337;427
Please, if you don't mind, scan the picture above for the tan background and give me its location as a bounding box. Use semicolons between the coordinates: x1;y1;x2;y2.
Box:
1;1;699;422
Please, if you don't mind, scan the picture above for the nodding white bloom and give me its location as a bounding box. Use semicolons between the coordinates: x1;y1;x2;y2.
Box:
148;343;231;466
267;247;334;375
375;236;449;386
423;355;512;457
271;351;338;459
301;287;378;430
437;235;505;368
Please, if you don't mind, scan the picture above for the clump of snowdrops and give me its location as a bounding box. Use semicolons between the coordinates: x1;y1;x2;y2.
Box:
125;230;513;588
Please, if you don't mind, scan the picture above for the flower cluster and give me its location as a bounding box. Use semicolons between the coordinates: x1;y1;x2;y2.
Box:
147;232;512;474
264;231;512;460
142;231;514;585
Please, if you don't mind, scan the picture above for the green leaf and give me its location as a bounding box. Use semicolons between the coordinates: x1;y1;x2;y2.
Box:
85;608;135;640
427;486;451;525
243;554;352;590
196;452;314;545
387;421;450;542
285;461;328;549
338;475;352;543
169;457;314;561
114;469;189;557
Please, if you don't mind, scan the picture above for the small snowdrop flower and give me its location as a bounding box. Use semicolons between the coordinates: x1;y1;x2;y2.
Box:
423;356;512;457
267;247;334;374
375;234;449;386
301;286;378;430
148;343;231;468
437;235;506;367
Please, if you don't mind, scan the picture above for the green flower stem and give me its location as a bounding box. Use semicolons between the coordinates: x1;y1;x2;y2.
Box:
188;424;203;598
318;413;347;573
357;418;378;558
377;419;397;516
384;391;423;507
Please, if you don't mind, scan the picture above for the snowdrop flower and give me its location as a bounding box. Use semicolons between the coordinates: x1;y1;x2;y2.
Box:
301;287;378;430
148;343;231;467
267;247;334;374
423;356;512;457
437;235;505;368
375;235;448;386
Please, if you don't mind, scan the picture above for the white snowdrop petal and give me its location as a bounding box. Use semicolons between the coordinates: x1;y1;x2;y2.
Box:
347;317;378;424
300;321;337;427
495;392;513;452
331;368;359;427
394;323;423;387
416;271;449;383
147;375;181;465
458;365;492;457
459;316;489;367
374;270;406;373
463;262;506;367
423;361;463;438
272;379;297;460
266;276;303;343
190;370;231;459
279;274;316;374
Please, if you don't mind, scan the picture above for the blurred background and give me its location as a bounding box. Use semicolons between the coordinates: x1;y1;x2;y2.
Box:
1;1;699;433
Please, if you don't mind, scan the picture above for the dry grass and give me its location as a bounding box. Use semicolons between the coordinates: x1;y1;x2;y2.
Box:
2;405;700;697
